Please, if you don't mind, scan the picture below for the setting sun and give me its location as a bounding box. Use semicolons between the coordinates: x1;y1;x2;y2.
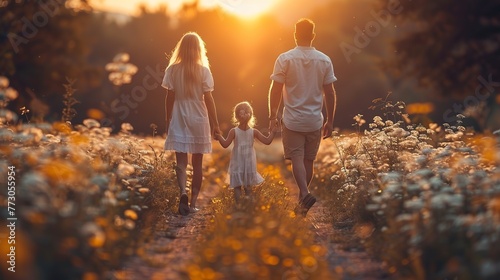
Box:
217;0;276;18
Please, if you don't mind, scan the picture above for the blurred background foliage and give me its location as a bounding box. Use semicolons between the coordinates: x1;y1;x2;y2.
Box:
1;0;499;134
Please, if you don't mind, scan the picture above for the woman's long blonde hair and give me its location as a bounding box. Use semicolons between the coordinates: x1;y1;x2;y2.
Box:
168;32;210;96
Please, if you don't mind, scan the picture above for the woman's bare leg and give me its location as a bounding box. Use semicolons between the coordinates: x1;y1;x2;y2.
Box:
190;153;203;209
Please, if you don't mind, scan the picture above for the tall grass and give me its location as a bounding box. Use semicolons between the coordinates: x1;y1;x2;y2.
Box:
186;164;333;280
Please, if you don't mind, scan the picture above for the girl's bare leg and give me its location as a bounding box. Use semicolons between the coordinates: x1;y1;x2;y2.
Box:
244;186;253;200
234;186;242;203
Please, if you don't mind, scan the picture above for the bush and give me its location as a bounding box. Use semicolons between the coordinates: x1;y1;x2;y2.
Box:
0;120;176;279
314;98;500;279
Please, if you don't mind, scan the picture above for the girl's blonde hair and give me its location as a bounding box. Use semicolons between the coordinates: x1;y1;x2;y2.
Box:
232;101;256;128
167;32;210;96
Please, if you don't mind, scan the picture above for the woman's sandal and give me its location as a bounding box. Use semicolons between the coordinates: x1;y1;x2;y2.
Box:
178;194;190;216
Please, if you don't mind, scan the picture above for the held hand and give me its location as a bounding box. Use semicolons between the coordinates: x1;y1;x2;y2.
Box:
271;123;279;133
269;119;279;133
213;126;222;140
215;133;222;142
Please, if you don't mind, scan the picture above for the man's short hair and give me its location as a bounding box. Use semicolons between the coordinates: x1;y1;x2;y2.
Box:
295;18;315;41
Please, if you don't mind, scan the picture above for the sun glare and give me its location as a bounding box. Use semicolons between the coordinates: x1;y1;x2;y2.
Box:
217;0;276;19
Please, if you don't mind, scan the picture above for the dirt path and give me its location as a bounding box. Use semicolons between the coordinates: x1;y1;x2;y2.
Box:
269;141;391;280
116;179;218;280
306;196;391;280
118;142;391;279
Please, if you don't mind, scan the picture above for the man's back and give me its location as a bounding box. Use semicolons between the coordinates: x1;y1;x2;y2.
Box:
271;46;337;132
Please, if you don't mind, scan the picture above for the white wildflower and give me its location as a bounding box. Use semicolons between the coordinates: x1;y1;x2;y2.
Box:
396;214;413;222
121;123;134;132
83;119;101;128
366;204;379;211
353;114;366;126
102;190;117;206
0;76;9;88
373;116;385;127
480;261;499;277
430;194;446;209
0;109;18;123
0;128;14;142
117;162;135;178
388;127;408;138
405;198;424;211
415;125;426;133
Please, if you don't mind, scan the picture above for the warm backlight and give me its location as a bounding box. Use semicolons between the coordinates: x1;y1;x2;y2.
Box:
217;0;276;19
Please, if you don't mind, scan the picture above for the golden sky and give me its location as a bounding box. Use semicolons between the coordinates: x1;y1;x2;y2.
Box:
91;0;331;23
92;0;277;18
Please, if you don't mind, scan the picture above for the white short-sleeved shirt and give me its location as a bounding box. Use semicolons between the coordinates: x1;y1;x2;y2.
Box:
161;64;214;154
271;46;337;132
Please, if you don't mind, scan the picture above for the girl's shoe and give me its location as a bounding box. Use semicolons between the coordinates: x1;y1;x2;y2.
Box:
189;207;200;213
178;194;190;216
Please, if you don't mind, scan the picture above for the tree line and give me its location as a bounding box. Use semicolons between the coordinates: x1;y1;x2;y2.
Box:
1;0;498;133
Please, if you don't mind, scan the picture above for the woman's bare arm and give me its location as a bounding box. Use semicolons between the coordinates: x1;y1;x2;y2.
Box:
204;91;221;138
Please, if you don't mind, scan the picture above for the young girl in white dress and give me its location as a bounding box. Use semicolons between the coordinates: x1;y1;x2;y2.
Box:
162;32;221;215
216;101;277;202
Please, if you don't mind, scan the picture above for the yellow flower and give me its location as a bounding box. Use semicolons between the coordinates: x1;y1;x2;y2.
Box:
39;159;80;184
124;209;138;220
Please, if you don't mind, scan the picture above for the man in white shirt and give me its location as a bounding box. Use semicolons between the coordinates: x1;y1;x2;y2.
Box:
268;18;337;216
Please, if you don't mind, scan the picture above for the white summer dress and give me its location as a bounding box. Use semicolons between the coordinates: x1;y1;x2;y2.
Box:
227;127;264;188
161;64;214;154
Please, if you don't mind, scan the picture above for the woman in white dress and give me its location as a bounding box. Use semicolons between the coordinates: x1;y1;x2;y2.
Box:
162;32;221;215
215;101;277;202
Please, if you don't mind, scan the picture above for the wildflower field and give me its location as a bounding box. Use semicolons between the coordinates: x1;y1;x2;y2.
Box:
1;97;500;280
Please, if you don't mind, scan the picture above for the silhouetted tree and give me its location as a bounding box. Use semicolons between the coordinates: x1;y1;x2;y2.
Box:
0;0;94;119
377;0;500;98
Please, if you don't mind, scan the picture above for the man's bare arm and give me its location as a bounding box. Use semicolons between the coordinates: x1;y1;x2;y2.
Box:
322;83;337;139
268;80;283;130
268;80;283;118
